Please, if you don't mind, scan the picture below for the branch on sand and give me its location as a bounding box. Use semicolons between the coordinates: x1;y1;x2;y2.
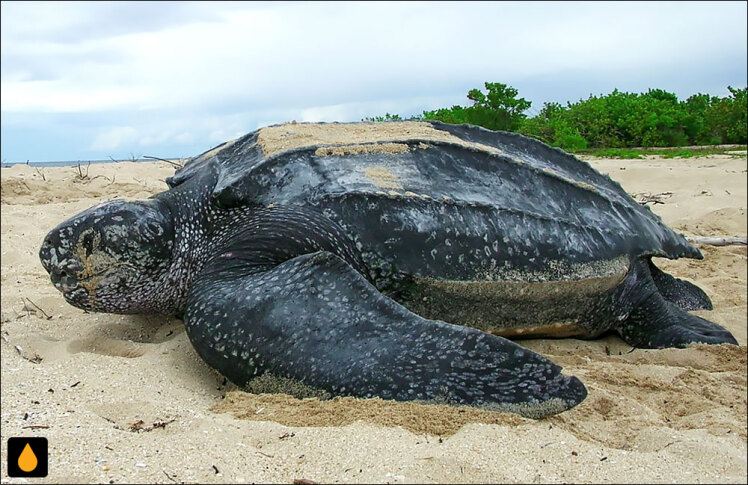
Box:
687;236;747;246
74;161;111;184
143;155;183;169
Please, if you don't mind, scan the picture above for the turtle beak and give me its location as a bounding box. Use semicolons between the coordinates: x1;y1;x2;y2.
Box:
40;230;83;293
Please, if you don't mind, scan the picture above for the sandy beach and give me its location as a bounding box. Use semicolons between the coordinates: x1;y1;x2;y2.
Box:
1;153;746;483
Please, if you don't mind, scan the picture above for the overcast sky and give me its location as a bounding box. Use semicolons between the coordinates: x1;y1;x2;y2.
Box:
1;1;746;163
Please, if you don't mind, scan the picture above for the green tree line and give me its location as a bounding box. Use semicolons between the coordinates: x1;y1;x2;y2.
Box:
366;82;747;150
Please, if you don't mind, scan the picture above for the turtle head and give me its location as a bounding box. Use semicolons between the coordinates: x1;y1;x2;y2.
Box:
39;199;175;314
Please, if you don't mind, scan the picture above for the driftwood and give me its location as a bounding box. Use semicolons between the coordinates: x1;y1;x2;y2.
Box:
686;236;747;246
143;155;183;169
633;192;673;205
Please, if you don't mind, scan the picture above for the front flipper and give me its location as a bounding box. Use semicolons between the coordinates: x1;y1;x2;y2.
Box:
184;251;586;418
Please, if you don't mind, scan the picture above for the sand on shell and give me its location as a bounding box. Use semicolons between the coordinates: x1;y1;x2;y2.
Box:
1;153;746;484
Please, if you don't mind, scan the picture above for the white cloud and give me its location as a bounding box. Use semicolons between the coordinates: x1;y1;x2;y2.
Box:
2;80;150;112
1;1;746;162
299;104;357;123
4;1;742;114
173;132;194;145
90;126;139;151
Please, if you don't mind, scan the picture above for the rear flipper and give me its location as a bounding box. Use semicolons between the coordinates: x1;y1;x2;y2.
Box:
616;260;736;348
184;251;586;418
648;259;713;311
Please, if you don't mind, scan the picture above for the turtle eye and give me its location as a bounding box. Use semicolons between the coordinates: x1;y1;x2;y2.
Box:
143;220;165;237
80;231;97;257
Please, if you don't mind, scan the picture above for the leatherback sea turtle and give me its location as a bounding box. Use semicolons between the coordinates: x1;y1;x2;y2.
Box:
39;121;737;418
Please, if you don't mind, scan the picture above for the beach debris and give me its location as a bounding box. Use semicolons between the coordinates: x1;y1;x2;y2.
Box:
74;161;91;180
20;297;54;320
144;155;183;169
128;418;176;433
24;353;43;363
101;416;121;430
632;191;673;205
128;419;146;431
686;236;747;246
152;418;176;429
34;166;46;181
162;470;178;483
14;297;53;322
21;352;44;364
13;344;43;364
293;479;319;484
73;161;111;184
